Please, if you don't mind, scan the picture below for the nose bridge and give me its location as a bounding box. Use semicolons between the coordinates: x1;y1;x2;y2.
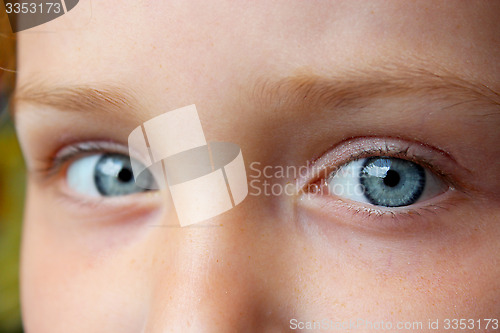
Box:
144;226;264;333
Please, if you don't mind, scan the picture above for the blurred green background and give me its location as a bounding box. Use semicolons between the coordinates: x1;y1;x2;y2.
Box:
0;116;24;333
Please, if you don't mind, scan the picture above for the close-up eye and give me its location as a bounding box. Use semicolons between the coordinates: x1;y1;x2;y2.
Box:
327;157;448;208
66;153;156;197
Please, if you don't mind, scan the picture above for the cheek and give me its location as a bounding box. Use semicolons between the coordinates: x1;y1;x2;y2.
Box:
291;212;500;321
20;185;150;333
19;178;500;330
293;246;500;326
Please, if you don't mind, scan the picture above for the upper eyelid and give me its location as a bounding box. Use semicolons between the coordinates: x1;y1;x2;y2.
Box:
296;136;471;194
33;141;131;180
55;141;129;161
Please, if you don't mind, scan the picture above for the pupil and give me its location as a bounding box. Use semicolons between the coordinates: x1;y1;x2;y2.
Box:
118;168;133;183
383;169;400;187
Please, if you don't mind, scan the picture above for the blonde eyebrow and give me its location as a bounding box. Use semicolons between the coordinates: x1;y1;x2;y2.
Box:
13;83;140;117
12;65;500;120
251;66;500;114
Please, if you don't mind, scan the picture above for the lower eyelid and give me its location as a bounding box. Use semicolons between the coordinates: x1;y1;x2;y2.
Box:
52;182;164;223
297;188;459;235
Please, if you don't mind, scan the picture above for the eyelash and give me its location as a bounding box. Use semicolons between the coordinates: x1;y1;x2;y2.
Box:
303;195;457;234
36;141;129;179
38;137;464;229
45;138;458;191
296;137;465;229
32;141;167;221
300;137;460;193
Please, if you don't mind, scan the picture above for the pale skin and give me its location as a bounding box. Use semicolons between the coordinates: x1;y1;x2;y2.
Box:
13;1;500;332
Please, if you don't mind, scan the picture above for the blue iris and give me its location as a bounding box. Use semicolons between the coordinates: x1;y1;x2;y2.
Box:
359;157;425;207
94;154;152;196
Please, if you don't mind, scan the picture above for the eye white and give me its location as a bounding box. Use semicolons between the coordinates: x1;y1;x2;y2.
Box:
327;158;447;207
328;159;370;204
66;154;102;197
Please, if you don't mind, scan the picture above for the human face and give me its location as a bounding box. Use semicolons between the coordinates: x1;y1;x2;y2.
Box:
14;1;500;332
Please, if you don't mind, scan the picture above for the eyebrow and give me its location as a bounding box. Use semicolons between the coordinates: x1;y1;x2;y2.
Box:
251;65;500;115
13;82;141;117
13;65;500;118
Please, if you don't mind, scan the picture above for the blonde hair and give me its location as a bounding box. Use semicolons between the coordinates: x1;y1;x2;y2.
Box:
0;9;16;114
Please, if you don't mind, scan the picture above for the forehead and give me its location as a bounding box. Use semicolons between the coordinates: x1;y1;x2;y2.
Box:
16;1;500;98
